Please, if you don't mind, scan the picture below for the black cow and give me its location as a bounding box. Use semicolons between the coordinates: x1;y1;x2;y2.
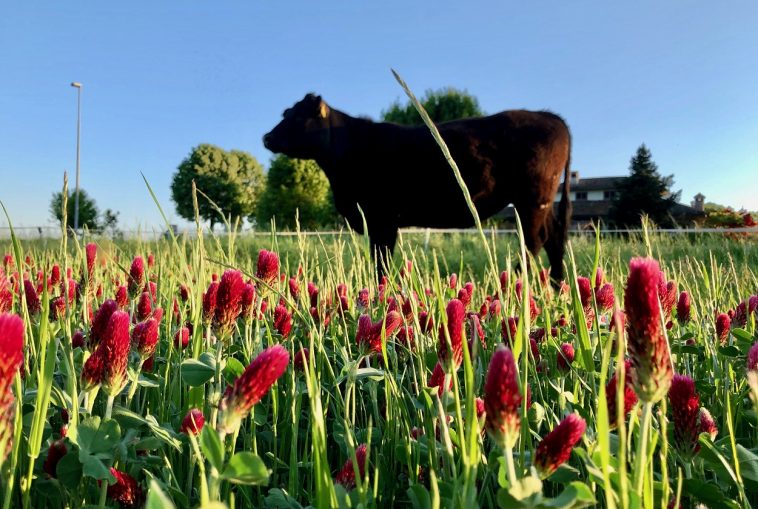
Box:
263;93;572;282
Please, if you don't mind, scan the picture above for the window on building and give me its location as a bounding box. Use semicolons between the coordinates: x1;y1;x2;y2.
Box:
575;191;587;200
603;191;617;200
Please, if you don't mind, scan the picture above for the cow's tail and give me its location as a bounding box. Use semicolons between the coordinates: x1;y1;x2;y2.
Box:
549;128;572;283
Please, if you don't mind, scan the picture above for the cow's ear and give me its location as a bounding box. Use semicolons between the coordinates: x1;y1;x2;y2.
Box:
318;100;329;119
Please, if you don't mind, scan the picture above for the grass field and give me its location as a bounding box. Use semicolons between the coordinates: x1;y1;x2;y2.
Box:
0;218;756;508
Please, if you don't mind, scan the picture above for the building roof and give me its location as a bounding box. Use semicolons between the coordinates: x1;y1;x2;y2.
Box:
568;176;627;192
497;200;705;222
670;202;705;219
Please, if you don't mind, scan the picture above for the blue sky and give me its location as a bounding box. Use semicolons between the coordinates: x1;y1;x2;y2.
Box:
1;2;757;232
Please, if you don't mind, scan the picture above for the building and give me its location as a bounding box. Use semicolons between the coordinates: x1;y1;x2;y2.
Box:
552;172;625;226
497;171;704;228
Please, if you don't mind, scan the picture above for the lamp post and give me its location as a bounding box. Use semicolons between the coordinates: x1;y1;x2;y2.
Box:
71;82;82;232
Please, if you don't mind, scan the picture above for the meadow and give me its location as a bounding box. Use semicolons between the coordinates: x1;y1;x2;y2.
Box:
0;220;756;509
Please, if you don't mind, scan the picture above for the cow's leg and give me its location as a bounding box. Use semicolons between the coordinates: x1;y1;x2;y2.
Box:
514;205;551;277
370;226;398;280
544;213;566;284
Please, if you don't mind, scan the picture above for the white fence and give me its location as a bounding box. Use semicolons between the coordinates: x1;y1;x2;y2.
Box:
1;225;757;241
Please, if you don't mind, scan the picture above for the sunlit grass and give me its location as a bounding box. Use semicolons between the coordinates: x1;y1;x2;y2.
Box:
0;210;755;508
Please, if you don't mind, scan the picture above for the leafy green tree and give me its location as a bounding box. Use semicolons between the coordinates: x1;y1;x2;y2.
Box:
703;204;756;229
171;144;266;229
255;155;339;230
382;87;483;125
50;189;100;230
100;209;120;234
610;144;681;227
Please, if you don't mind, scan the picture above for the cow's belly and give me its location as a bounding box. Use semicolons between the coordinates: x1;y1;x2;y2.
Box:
395;194;478;229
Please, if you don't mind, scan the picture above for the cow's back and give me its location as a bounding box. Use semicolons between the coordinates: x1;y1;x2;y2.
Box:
383;110;569;227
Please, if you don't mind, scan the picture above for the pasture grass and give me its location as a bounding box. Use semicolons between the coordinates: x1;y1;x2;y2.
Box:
0;222;756;508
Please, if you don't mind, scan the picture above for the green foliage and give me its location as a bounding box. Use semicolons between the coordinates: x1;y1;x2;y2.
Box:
381;87;483;125
3;205;757;508
101;208;119;231
255;155;339;230
69;416;121;481
220;452;270;486
181;352;217;387
171;144;266;228
200;426;225;472
703;206;756;228
609;144;681;227
49;188;102;230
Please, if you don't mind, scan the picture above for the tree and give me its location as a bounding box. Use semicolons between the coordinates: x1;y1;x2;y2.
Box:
381;87;483;125
254;155;339;230
702;203;757;229
49;189;100;230
609;144;681;227
171;144;266;229
101;209;120;235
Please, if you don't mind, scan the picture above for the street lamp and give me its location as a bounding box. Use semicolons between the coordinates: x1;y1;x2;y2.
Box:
71;82;82;232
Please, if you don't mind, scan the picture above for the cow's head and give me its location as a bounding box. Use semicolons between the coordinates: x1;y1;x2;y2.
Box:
263;93;331;159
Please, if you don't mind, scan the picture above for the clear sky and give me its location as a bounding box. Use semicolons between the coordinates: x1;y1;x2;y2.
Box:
1;2;757;233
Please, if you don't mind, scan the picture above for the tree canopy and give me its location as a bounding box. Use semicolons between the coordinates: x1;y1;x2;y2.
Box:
254;155;339;230
609;144;681;227
49;189;100;230
381;87;483;125
171;144;266;229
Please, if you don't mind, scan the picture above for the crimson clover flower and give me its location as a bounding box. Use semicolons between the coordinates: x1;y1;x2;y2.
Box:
676;291;691;323
437;299;465;372
43;439;67;478
556;343;575;372
484;345;522;449
748;342;758;371
85;243;97;283
595;283;615;311
715;313;730;345
534;413;586;478
23;279;40;315
127;256;145;298
115;286;129;309
668;374;701;460
217;345;289;434
273;304;293;338
179;408;205;435
334;444;368;490
605;360;637;429
213;269;244;338
105;468;144;509
240;283;256;322
356;312;403;354
132;317;159;360
698;407;718;441
99;310;132;397
174;326;190;350
624;257;673;404
136;291;152;322
293;347;309;372
202;282;219;324
89;299;119;350
428;361;451;396
256;249;280;286
0;312;24;461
